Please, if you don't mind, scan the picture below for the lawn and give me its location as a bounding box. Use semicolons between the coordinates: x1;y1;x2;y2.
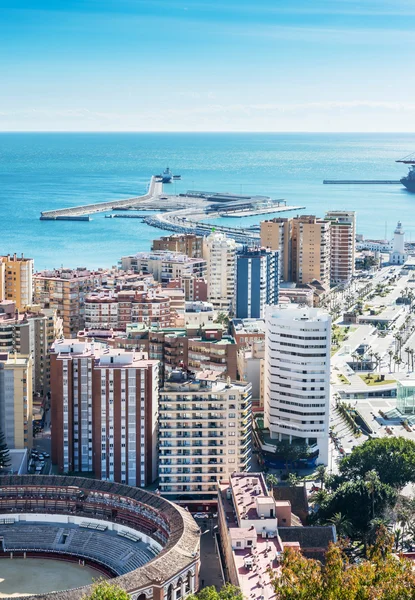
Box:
337;374;351;385
358;374;395;387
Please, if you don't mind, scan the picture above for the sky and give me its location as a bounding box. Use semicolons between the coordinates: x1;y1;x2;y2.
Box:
1;0;415;132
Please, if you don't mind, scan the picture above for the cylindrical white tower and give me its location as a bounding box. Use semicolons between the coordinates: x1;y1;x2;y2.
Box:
264;304;331;465
393;221;405;255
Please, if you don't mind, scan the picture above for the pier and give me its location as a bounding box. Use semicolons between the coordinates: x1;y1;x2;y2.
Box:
40;177;162;219
323;180;401;185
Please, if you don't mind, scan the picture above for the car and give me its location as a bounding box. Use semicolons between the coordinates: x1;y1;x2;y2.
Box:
193;513;209;520
43;453;50;458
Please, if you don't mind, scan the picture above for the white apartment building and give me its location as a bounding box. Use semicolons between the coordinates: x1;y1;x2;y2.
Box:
264;304;331;465
120;251;206;283
50;340;159;486
203;232;236;312
158;371;252;505
325;211;356;283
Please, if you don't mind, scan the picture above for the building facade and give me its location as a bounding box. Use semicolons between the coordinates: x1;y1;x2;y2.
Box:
0;254;33;311
50;340;159;486
0;302;62;395
325;211;356;283
264;305;331;465
0;352;33;450
260;216;331;288
151;234;204;258
120;251;206;283
203;232;237;312
158;371;252;505
236;247;279;319
34;268;105;338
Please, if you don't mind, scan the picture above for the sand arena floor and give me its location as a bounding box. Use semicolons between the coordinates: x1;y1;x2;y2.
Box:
0;558;106;597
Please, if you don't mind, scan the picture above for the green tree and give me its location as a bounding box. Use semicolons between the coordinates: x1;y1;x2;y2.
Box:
0;430;10;471
325;512;353;538
365;469;380;519
317;479;397;539
83;581;130;600
266;473;278;490
339;437;415;489
187;584;243;600
288;473;301;487
315;465;327;489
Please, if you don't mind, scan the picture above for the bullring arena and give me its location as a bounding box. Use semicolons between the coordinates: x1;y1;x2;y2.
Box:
0;476;200;600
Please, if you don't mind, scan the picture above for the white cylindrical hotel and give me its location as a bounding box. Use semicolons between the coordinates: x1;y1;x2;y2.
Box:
264;304;331;465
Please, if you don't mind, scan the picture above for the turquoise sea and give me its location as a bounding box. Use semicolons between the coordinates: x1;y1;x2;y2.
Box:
1;132;415;270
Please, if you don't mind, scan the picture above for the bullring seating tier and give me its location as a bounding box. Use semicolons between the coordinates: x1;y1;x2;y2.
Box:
0;522;155;576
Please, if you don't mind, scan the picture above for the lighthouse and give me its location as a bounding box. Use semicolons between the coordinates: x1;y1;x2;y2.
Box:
389;221;407;265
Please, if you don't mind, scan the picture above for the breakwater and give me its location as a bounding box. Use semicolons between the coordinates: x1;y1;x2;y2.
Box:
40;177;162;219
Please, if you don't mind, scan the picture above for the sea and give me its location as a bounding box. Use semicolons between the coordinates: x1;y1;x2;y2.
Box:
1;132;415;271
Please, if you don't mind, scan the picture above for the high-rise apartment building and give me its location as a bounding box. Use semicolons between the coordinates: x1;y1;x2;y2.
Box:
264;305;331;464
151;234;204;258
325;211;356;283
260;218;292;282
260;216;331;288
292;216;331;288
34;268;106;338
0;302;62;395
50;340;159;486
158;371;252;505
0;352;33;450
203;232;237;312
236;247;279;319
0;254;33;311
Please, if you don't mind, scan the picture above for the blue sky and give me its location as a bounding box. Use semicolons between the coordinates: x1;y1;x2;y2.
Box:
1;0;415;131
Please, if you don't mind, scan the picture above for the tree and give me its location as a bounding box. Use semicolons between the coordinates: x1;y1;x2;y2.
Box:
339;437;415;489
187;584;243;600
309;489;329;509
266;473;278;490
270;527;415;600
325;512;353;538
288;473;301;487
315;465;327;489
365;469;380;519
0;430;10;471
82;581;130;600
316;479;397;539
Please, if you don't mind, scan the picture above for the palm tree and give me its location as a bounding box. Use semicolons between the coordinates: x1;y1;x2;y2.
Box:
387;349;393;373
405;347;411;371
266;473;278;491
309;489;328;508
374;352;381;373
326;512;353;538
365;469;380;520
315;465;327;490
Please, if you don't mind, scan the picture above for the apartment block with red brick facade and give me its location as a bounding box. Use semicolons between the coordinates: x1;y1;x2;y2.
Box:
50;340;159;486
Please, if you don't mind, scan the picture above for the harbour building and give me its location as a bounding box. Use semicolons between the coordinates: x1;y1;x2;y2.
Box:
158;370;252;507
325;211;356;284
264;305;331;465
236;247;279;319
0;254;33;311
50;340;159;486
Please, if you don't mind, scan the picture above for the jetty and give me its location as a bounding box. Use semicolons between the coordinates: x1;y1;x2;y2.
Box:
40;177;162;220
323;180;401;185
